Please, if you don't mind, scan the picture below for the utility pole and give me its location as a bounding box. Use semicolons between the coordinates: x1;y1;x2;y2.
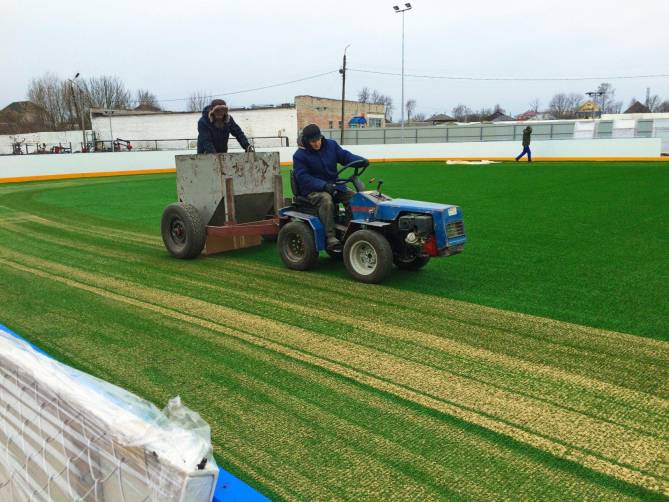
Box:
339;45;350;145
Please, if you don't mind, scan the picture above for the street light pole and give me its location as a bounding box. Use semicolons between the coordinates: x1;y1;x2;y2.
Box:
393;3;412;142
68;73;87;151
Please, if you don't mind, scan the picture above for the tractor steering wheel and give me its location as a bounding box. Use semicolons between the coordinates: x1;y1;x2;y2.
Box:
336;159;368;185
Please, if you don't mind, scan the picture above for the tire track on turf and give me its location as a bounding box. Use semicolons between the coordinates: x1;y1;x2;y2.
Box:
0;251;667;495
6;215;667;371
0;265;651;501
2;223;668;443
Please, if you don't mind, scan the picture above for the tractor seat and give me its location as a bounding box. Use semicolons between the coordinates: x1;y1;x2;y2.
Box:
290;170;317;208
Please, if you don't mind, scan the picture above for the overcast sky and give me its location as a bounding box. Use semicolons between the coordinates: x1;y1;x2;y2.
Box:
2;0;668;118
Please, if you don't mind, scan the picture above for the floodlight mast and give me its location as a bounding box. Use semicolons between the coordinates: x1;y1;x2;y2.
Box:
585;90;605;118
68;73;86;150
393;3;412;142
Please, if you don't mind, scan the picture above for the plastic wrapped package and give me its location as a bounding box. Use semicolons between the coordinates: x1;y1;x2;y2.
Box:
0;325;218;501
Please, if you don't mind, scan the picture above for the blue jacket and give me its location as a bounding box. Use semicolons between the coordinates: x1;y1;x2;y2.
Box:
197;106;250;154
293;139;365;196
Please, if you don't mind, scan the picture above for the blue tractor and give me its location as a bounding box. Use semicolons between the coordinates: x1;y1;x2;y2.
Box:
277;160;466;283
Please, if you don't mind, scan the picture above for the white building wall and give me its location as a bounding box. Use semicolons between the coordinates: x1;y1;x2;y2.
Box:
91;108;298;150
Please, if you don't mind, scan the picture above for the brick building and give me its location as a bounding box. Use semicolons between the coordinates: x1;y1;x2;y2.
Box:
295;95;385;131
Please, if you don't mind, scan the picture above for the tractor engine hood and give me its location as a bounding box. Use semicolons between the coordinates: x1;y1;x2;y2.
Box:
375;197;465;251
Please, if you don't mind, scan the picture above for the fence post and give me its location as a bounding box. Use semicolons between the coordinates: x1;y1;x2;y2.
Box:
550;124;554;139
415;128;418;143
383;128;387;144
155;140;158;151
480;127;483;141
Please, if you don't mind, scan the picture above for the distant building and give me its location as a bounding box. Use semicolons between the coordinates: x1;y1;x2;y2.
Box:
576;100;601;119
90;104;297;150
624;101;651;114
516;110;552;121
487;110;515;122
295;95;385;131
427;113;456;125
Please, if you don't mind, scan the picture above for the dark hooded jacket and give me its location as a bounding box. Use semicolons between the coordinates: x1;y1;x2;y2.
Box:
522;126;532;147
293;138;365;196
197;105;250;154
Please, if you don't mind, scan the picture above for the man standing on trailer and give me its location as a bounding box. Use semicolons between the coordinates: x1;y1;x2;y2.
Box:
197;99;255;154
292;124;368;250
515;126;532;162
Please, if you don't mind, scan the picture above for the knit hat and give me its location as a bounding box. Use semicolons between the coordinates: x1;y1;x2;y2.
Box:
301;124;322;143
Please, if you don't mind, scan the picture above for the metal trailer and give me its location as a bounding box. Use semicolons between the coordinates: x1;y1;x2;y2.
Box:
161;152;284;258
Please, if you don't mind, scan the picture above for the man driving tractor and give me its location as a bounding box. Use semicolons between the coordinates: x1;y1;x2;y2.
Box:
197;99;255;154
292;124;369;250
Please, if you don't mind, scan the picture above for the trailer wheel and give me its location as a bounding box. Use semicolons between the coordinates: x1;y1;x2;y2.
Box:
394;254;430;271
343;230;393;284
278;221;319;270
161;203;206;259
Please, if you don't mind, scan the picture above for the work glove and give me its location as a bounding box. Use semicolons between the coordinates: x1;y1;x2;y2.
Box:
246;145;255;152
324;183;337;195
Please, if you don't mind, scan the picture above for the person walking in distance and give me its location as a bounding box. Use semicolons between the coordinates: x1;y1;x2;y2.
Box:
515;126;532;162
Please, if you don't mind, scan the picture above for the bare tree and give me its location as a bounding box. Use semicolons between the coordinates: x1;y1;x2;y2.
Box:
451;104;472;122
412;112;426;122
529;98;541;113
405;99;416;122
27;73;69;129
658;100;669;112
381;96;393;122
357;87;370;103
645;94;662;112
549;93;583;119
476;107;493;121
597;82;622;114
81;75;131;110
135;89;161;110
187;90;211;112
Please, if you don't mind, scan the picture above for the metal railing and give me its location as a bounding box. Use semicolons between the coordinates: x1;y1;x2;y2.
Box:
3;136;290;155
321;120;662;146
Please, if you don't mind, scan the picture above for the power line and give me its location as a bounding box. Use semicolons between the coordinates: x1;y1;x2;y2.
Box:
348;68;669;82
157;70;339;104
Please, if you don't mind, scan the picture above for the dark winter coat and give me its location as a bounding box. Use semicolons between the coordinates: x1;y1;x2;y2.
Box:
522;127;532;147
197;106;250;154
292;139;365;196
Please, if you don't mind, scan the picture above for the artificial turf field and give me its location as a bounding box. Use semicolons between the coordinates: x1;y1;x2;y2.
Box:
0;160;667;500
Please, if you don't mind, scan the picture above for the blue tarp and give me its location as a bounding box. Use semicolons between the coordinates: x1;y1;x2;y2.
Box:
348;116;367;127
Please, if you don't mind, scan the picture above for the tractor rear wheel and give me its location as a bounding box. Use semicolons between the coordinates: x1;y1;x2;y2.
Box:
161;203;206;259
343;230;393;284
278;221;319;270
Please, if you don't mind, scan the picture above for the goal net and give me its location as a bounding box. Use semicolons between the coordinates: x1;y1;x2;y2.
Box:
0;325;218;501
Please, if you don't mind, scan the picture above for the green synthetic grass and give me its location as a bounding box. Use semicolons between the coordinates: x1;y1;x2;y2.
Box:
12;160;669;340
0;161;667;500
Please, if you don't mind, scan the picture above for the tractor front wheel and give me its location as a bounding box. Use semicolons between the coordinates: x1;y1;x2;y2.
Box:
161;203;206;259
278;221;319;270
343;230;393;284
